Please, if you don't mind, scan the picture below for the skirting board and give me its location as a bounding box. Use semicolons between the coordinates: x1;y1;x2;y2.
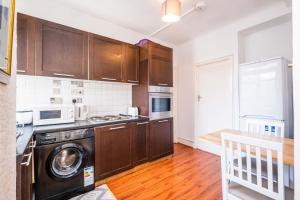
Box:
177;137;195;148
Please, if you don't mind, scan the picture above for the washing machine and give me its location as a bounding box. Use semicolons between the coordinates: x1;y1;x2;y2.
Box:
34;128;95;200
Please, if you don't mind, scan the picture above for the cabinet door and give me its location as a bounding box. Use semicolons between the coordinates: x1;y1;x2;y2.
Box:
149;118;173;160
123;44;139;83
150;58;173;86
89;36;123;82
17;14;35;75
95;123;132;180
16;142;33;200
35;20;88;79
95;127;112;180
133;121;149;166
151;43;172;62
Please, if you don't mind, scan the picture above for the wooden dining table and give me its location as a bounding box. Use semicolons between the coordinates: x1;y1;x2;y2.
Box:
198;129;294;166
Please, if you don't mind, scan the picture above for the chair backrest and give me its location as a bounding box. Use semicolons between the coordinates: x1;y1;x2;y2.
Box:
246;118;285;137
221;132;284;200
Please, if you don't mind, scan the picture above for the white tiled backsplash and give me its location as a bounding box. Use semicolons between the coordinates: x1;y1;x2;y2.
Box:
16;75;133;116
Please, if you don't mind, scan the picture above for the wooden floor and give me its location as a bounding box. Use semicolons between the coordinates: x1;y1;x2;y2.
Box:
105;144;222;200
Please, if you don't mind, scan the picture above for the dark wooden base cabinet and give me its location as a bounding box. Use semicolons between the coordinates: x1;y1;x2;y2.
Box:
95;123;134;180
132;121;150;166
94;119;173;181
149;118;174;161
16;140;34;200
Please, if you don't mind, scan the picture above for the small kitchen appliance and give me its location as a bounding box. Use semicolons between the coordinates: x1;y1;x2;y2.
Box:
33;104;75;126
127;107;139;117
75;103;89;121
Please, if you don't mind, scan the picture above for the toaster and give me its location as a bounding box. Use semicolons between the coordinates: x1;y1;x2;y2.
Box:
127;107;139;117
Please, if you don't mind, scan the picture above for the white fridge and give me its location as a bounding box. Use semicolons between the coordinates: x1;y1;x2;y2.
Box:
239;57;294;139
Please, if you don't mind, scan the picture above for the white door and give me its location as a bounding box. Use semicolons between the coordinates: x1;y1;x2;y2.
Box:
195;57;233;137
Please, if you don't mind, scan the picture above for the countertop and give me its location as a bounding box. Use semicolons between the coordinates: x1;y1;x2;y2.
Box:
16;116;149;163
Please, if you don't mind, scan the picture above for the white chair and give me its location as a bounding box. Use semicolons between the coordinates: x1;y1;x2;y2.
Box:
221;132;293;200
246;118;285;137
245;118;292;188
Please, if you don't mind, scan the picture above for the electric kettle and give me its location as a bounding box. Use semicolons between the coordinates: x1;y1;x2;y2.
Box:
75;103;89;121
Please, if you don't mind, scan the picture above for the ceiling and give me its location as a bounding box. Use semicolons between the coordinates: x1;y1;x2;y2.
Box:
54;0;287;44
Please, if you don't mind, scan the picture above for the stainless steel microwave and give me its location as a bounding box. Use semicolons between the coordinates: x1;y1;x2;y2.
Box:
33;105;75;126
149;86;173;120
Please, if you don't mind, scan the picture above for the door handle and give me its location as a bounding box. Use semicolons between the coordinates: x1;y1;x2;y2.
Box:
197;95;203;102
158;119;169;123
21;153;32;166
102;77;117;81
137;121;149;125
53;73;75;77
128;80;139;83
158;83;168;86
110;126;126;130
29;140;36;148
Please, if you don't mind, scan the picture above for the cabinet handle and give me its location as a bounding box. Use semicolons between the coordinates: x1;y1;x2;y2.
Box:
128;80;139;83
158;119;169;123
53;73;75;77
17;70;26;73
110;126;126;130
102;77;117;81
158;83;168;86
29;140;36;148
21;153;32;166
137;122;149;125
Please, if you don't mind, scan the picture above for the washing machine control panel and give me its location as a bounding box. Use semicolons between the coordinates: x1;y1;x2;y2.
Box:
36;128;94;145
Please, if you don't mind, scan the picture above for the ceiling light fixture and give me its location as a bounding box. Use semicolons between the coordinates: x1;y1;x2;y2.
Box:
150;1;206;37
161;0;181;23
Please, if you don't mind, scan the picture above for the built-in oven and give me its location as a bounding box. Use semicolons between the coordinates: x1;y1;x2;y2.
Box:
149;86;173;120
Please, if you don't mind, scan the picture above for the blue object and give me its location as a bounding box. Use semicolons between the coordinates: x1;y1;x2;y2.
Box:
271;126;276;133
265;125;269;132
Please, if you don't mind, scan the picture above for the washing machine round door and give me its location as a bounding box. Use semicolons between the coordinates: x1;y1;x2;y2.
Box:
48;143;86;180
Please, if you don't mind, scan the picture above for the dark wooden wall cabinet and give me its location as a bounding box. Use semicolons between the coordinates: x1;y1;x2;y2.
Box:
35;19;88;79
138;39;173;87
89;35;123;82
17;13;141;83
17;14;35;75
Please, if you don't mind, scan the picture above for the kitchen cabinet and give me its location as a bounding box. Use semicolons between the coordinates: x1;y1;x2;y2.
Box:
132;121;149;166
35;19;88;79
149;118;173;160
122;44;139;83
16;13;141;83
89;35;123;82
137;39;173;87
16;139;35;200
95;123;133;180
150;58;173;86
17;13;35;75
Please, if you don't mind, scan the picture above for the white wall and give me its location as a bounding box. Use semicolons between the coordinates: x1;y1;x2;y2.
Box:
293;0;300;198
176;2;292;144
239;14;293;63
